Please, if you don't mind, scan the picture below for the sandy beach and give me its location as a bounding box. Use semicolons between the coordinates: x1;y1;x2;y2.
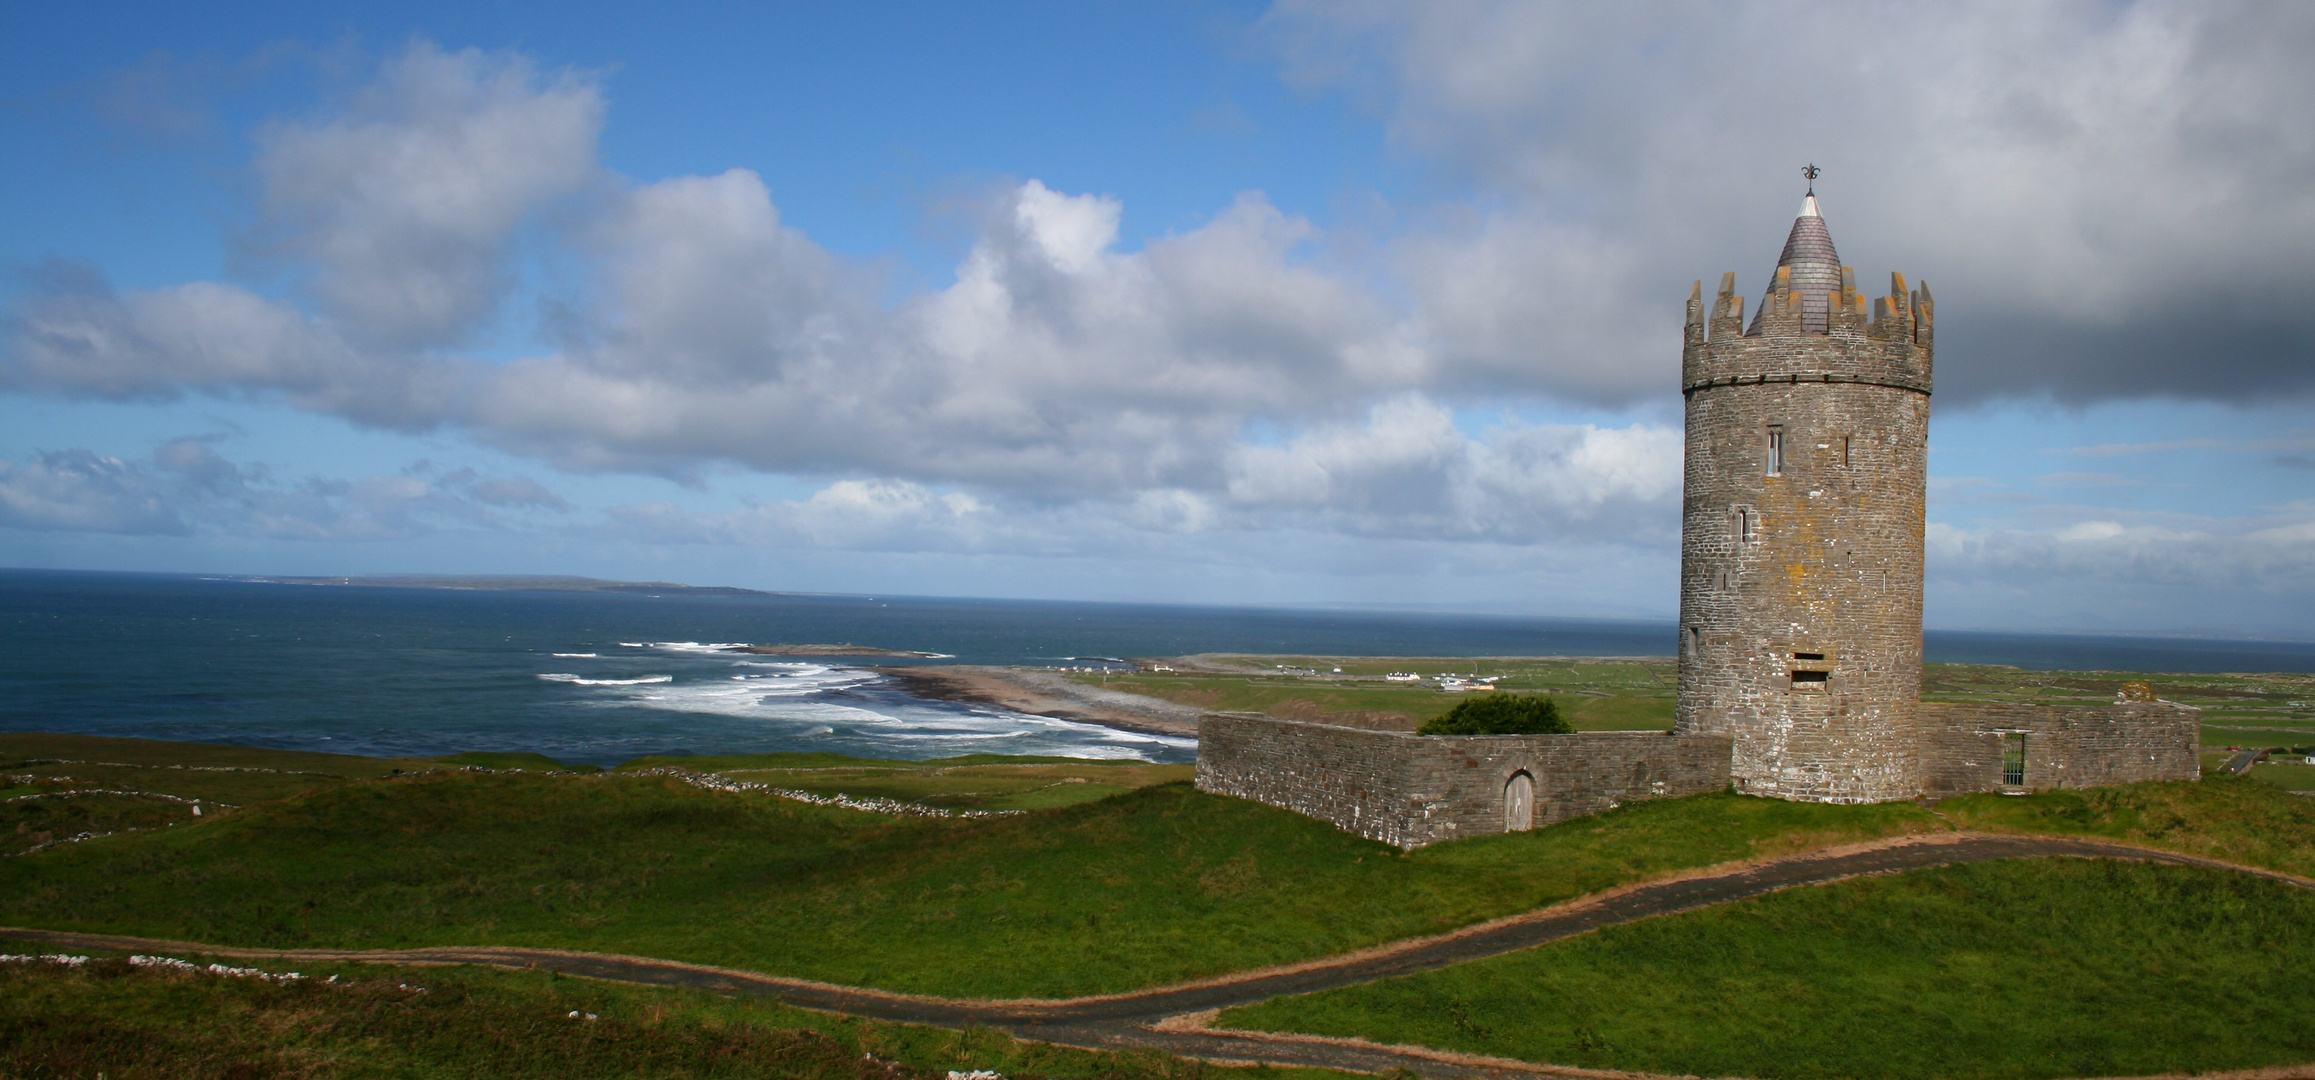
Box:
874;666;1204;739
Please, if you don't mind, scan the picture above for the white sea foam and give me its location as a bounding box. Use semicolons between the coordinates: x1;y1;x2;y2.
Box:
551;652;599;659
647;641;751;654
538;673;674;686
529;646;1188;761
594;662;1192;759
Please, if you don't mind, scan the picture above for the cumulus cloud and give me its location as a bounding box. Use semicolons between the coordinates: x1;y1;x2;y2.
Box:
3;261;465;428
8;15;2310;573
0;450;188;535
1930;502;2315;589
1224;396;1680;540
480;177;1407;493
0;439;566;542
609;479;1000;553
246;41;603;347
1265;0;2315;403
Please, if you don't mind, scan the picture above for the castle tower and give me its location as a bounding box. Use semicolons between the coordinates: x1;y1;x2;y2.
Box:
1674;190;1934;803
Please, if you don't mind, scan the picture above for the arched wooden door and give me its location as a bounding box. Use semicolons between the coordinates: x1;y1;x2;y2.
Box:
1504;771;1535;832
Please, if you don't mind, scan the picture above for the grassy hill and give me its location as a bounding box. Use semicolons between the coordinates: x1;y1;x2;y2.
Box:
11;729;2315;1080
4;733;1936;998
1217;857;2315;1079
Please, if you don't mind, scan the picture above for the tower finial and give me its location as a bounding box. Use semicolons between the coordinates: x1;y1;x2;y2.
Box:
1802;163;1820;195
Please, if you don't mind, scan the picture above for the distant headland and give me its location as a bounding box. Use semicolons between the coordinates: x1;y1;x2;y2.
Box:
238;574;774;597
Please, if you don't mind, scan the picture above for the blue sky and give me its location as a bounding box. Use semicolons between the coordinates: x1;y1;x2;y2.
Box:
4;1;2312;637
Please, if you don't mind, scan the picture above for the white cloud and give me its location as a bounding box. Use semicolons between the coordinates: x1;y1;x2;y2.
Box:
1225;396;1680;540
608;478;998;553
1930;502;2315;588
0;439;566;542
8;14;2313;620
1265;0;2315;402
247;41;603;346
479;176;1406;495
1013;179;1120;274
0;450;187;535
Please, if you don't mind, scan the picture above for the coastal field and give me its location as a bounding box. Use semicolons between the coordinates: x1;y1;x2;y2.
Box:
8;676;2315;1079
0;731;1941;998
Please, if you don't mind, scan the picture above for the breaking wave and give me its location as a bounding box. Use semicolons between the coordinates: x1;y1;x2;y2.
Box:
538;673;674;687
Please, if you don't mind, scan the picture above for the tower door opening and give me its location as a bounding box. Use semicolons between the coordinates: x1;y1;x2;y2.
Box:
1504;771;1535;833
2003;734;2027;787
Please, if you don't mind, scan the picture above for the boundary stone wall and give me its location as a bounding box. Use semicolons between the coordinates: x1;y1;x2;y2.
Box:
1918;701;2201;794
1195;714;1732;849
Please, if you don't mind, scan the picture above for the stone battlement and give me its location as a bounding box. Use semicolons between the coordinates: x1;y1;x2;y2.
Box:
1683;271;1933;393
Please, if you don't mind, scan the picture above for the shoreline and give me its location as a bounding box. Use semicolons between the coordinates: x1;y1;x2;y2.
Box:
874;666;1203;740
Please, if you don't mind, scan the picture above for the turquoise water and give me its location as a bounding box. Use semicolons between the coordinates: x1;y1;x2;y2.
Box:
3;569;2309;766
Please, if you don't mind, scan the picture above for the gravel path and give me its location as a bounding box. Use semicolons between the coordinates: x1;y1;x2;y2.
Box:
5;833;2305;1079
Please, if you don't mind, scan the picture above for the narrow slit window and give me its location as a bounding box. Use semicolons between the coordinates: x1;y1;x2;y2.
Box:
1841;435;1851;466
1792;652;1824;661
1731;507;1753;546
2003;734;2027;786
1684;626;1702;656
1766;426;1786;476
1790;669;1829;685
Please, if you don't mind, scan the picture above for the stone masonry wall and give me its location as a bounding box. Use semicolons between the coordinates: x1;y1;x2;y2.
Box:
1674;268;1934;804
1917;701;2201;794
1195;713;1732;849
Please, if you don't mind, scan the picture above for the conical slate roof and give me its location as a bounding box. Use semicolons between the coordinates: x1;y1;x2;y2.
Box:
1748;194;1843;335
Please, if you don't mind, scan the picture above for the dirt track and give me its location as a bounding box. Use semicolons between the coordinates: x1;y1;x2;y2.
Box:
8;833;2308;1079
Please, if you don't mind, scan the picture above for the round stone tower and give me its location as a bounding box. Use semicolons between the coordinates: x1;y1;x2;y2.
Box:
1674;191;1934;803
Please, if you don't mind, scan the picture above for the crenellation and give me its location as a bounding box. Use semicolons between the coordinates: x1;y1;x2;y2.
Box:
1911;281;1934;351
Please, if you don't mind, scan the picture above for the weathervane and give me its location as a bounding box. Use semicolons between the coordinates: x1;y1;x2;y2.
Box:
1803;163;1821;195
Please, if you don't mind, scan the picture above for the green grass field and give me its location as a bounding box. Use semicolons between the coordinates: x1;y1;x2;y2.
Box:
0;955;1351;1080
0;736;1939;998
711;759;1195;812
1939;774;2315;877
1216;858;2315;1080
0;736;1190;853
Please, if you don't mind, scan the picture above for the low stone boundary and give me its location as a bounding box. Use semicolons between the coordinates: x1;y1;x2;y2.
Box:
1195;715;1730;848
1919;701;2200;794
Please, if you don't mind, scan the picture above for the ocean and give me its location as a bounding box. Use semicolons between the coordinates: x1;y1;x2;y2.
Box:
4;569;2311;767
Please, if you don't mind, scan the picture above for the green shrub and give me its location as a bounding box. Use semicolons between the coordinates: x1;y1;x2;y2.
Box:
1417;694;1569;736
